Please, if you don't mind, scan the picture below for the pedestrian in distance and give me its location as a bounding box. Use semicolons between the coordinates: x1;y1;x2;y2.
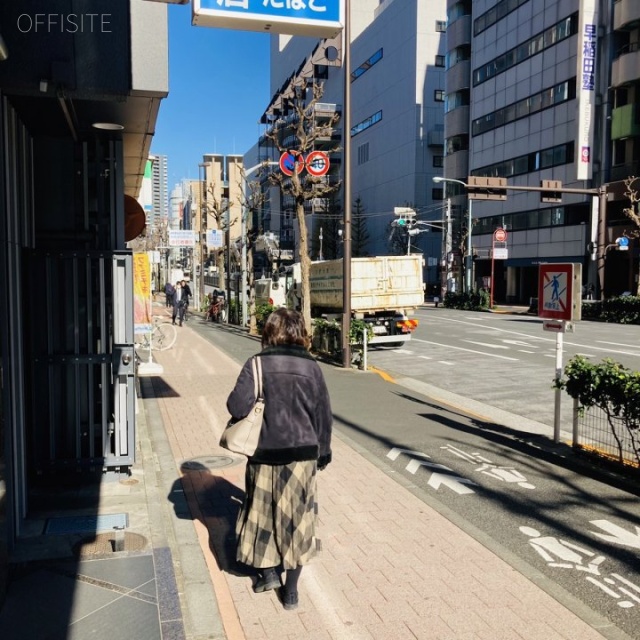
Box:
164;281;175;308
171;281;186;326
227;307;333;611
587;283;595;300
180;279;192;320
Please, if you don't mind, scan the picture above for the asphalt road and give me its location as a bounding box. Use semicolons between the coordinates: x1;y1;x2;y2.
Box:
186;311;640;639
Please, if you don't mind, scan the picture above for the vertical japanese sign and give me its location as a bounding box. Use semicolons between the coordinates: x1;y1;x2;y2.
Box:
576;0;598;181
133;252;153;334
193;0;343;38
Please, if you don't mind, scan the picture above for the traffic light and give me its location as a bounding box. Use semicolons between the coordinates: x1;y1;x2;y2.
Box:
467;176;507;200
541;179;562;203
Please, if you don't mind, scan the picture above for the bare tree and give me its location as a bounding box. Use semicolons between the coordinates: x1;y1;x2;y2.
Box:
622;176;640;295
265;80;341;331
202;182;237;295
236;168;268;334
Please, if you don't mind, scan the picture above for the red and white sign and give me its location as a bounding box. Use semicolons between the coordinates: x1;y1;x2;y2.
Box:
279;152;304;177
538;263;575;321
305;151;330;177
493;228;507;242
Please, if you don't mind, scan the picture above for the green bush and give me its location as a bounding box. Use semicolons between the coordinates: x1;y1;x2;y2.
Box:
254;303;276;333
581;295;640;324
555;355;640;466
443;289;491;311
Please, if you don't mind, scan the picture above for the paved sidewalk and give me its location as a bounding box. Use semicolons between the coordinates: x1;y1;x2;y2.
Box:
145;318;611;640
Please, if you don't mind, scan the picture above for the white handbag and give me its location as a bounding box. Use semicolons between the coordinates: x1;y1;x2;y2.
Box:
220;357;264;456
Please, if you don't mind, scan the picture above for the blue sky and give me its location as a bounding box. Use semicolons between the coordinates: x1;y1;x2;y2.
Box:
151;5;271;185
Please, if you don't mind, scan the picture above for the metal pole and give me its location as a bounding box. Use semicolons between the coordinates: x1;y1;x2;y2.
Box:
445;198;452;293
341;0;352;369
553;328;564;443
241;205;248;325
465;199;473;292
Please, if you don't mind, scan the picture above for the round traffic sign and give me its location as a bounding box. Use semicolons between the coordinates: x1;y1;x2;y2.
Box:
279;151;304;177
493;227;507;242
305;150;330;177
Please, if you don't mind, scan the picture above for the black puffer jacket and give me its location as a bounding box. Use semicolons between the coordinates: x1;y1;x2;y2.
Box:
226;345;332;466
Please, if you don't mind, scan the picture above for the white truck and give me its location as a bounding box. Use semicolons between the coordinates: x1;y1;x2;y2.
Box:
284;255;424;344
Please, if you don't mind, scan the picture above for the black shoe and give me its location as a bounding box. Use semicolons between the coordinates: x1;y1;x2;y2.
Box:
253;569;280;593
172;321;176;325
279;588;298;611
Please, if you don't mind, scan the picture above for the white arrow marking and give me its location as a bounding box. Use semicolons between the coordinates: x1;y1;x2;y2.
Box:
406;459;452;474
427;472;478;495
590;520;640;550
387;447;430;462
502;339;536;348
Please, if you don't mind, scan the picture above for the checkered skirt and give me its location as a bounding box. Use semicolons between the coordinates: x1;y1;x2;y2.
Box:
236;460;318;571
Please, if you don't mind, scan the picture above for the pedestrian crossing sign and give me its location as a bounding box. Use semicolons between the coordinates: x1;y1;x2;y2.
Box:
537;263;582;321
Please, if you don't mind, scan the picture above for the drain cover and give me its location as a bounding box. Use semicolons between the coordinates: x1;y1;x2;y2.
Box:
181;455;241;471
45;513;129;535
74;532;148;557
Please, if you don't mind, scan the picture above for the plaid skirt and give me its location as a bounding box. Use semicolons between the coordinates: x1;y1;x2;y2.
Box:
236;460;318;571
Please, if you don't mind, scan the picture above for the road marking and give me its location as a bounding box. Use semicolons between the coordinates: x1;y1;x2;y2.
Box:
427;472;477;495
418;355;432;360
412;339;519;361
406;459;451;474
597;340;640;349
502;339;537;348
439;361;455;366
387;448;430;461
590;520;640;550
392;349;414;354
463;340;509;349
519;350;536;353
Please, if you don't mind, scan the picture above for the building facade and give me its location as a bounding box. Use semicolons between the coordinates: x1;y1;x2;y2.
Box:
0;0;168;606
444;0;638;302
251;0;448;291
150;153;169;227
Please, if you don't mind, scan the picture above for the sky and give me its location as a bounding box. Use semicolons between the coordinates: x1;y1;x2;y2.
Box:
151;4;272;186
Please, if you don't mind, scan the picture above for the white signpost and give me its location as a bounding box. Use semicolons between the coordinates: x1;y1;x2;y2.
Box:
538;263;582;443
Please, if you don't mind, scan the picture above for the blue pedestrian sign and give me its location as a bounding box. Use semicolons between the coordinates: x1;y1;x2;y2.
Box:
193;0;343;38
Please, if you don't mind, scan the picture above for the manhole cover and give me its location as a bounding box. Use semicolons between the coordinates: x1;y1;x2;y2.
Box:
74;532;148;557
181;455;242;472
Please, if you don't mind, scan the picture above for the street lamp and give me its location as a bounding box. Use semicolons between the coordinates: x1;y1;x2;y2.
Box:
433;176;473;293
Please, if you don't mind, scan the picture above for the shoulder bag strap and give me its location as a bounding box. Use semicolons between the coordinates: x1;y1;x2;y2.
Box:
254;357;264;400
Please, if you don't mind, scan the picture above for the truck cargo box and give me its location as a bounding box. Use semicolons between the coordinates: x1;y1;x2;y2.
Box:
308;255;424;314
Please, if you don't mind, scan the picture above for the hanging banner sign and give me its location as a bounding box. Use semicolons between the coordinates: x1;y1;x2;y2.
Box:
169;230;196;247
133;253;152;334
192;0;344;38
576;0;598;181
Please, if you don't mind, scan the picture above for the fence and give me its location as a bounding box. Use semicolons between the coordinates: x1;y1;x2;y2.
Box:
573;399;640;468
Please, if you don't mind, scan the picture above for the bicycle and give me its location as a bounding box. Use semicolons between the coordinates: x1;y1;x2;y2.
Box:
136;316;178;352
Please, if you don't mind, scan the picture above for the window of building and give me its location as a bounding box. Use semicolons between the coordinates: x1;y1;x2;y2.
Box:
445;89;470;113
472;141;574;178
435;55;445;67
351;110;382;137
433;155;444;167
436;21;447;32
448;1;471;24
314;64;329;80
358;142;370;165
474;0;530;36
473;13;577;86
351;48;383;82
446;45;471;69
445;135;469;155
434;90;445;102
432;188;444;201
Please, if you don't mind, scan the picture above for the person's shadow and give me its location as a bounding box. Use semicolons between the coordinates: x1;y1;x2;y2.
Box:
168;461;252;578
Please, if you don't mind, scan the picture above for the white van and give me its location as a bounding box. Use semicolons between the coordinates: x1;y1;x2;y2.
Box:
254;276;286;307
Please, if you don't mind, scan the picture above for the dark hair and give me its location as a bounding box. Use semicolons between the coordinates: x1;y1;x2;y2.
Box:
261;307;310;349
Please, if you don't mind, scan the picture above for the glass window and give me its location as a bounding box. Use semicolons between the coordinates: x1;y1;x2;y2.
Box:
434;90;445;102
436;21;447;32
435;55;445;67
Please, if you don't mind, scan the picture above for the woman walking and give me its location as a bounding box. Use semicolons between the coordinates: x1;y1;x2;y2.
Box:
227;308;332;610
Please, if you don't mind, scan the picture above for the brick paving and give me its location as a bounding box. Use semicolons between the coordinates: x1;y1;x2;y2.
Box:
147;317;607;640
